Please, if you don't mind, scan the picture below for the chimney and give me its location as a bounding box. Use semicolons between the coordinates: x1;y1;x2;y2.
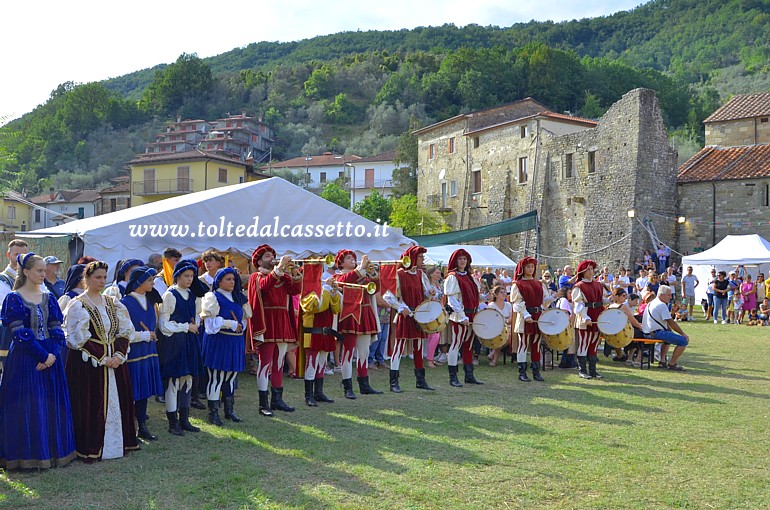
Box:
49;187;55;201
177;115;181;123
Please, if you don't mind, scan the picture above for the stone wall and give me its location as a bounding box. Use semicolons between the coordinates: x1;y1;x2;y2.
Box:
416;88;678;272
705;118;770;147
677;179;770;254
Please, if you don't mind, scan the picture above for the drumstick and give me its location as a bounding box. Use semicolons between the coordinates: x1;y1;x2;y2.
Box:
139;321;150;331
231;311;238;321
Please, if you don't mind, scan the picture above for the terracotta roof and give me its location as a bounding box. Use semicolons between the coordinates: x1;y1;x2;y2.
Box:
100;182;130;194
271;154;361;169
413;97;551;135
677;144;770;183
465;111;598;136
704;92;770;123
355;150;398;164
2;191;28;203
128;150;248;167
28;192;53;204
539;111;599;126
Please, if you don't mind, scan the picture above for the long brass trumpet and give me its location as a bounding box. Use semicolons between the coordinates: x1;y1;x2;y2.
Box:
292;254;335;266
368;255;411;269
336;281;377;295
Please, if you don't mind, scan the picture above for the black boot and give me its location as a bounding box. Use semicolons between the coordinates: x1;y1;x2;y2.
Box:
207;400;223;426
588;355;604;379
558;350;571;368
190;379;206;410
531;361;544;382
138;420;158;441
578;356;592;379
270;387;295;412
223;396;242;422
166;411;184;436
463;363;484;384
415;368;435;390
358;376;383;394
314;378;334;403
258;390;274;417
389;370;402;393
448;365;463;387
518;362;531;382
568;353;579;368
179;407;200;432
305;380;318;407
342;378;357;399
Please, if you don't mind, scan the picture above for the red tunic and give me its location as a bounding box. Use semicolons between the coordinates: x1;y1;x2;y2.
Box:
335;270;379;335
450;271;480;322
516;278;544;335
259;270;300;343
395;268;426;340
575;279;603;332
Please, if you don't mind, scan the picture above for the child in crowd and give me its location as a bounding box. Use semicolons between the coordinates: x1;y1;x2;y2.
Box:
731;290;744;325
746;309;760;326
674;302;689;322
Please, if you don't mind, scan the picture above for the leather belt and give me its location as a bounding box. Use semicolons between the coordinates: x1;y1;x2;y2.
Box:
586;302;603;309
526;306;542;314
303;326;344;341
464;307;478;315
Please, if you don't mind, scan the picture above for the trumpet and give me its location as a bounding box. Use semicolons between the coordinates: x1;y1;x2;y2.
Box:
292;254;336;266
368;255;411;269
336;281;378;295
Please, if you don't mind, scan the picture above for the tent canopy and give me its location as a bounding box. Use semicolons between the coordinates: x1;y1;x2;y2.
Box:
23;178;414;270
424;244;516;268
412;210;537;247
682;234;770;266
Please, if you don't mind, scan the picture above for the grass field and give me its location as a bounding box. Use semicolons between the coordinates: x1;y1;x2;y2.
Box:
2;320;769;509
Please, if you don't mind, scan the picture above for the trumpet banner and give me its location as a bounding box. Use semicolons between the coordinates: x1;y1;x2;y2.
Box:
379;263;398;296
301;263;323;298
340;286;364;324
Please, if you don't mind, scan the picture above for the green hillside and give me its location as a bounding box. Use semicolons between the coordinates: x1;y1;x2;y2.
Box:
2;0;769;194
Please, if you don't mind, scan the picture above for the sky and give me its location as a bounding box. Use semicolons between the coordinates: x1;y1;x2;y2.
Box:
1;0;643;123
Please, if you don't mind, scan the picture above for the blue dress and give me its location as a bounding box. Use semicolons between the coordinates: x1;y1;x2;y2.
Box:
157;288;201;378
121;293;163;400
202;291;246;372
0;292;76;469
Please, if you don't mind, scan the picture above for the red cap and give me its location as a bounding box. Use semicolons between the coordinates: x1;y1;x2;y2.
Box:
513;256;538;281
447;248;472;272
251;244;275;267
335;249;356;269
576;260;597;278
401;246;426;269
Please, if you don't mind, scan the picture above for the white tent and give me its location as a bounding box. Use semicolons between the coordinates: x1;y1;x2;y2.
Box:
424;244;516;268
24;178;414;270
681;234;770;303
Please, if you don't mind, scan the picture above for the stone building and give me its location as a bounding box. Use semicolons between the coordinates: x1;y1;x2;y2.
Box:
677;92;770;253
416;88;678;269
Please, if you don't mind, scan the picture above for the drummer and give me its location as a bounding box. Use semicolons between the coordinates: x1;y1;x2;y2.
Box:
510;256;552;382
572;260;609;379
607;288;643;365
382;246;435;392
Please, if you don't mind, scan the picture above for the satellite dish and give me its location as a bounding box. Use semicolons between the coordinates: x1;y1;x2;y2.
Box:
438;169;446;180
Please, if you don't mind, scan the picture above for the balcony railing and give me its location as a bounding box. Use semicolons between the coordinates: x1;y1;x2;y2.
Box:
133;179;194;196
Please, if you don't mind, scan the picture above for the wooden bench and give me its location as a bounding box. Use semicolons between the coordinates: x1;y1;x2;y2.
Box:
633;339;664;369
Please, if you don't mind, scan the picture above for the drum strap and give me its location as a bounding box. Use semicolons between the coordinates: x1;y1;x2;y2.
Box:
526;306;542;314
303;326;344;341
464;307;478;315
586;302;603;309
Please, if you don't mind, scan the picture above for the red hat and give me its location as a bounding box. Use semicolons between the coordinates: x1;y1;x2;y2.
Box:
335;249;356;269
401;246;426;269
513;256;538;281
447;248;472;272
576;260;597;278
251;244;275;267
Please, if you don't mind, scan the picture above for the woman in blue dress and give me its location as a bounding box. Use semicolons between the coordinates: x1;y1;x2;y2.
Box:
0;252;76;469
57;263;85;311
200;268;250;425
121;266;164;441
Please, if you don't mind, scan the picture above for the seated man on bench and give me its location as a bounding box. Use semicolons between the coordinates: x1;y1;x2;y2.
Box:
641;285;689;371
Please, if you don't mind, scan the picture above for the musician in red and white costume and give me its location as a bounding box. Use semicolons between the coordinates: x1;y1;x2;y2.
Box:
571;260;608;379
333;250;383;399
443;248;483;387
247;244;301;416
509;256;552;382
382;246;435;392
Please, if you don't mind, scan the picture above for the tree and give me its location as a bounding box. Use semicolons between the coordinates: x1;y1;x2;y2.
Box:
320;182;350;209
139;53;214;116
353;190;391;223
392;118;420;197
389;195;448;236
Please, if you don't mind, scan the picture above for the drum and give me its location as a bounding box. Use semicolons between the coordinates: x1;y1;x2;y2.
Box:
480;326;509;350
538;309;572;351
598;308;633;348
472;309;506;346
413;300;448;334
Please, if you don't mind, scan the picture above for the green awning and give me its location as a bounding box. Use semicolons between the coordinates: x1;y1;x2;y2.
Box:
411;210;537;247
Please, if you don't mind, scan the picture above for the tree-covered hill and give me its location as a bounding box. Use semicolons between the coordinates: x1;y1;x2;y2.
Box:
2;0;769;195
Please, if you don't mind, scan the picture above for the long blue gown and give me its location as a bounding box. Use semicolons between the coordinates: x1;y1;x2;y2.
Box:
0;292;76;469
